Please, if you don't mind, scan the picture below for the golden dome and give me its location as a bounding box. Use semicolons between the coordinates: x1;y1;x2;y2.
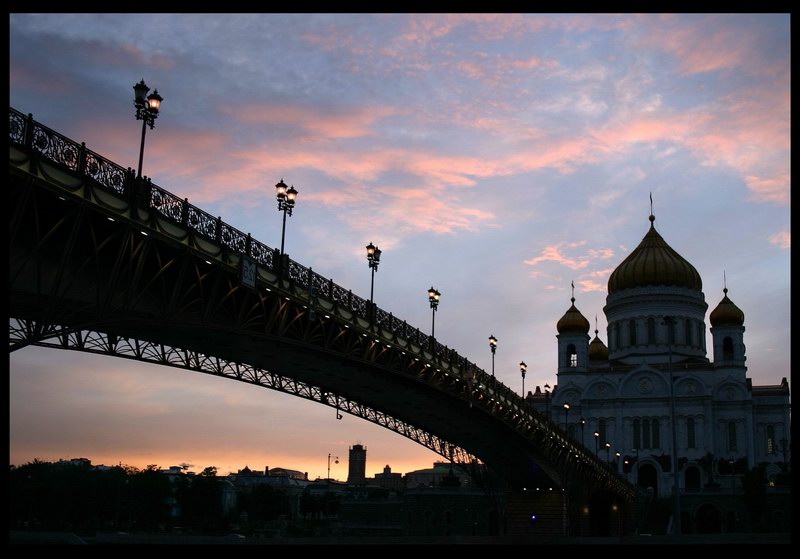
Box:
557;298;590;334
588;331;609;361
608;215;702;294
709;288;745;327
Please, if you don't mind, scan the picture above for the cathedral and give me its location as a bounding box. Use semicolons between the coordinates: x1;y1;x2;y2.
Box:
529;210;790;531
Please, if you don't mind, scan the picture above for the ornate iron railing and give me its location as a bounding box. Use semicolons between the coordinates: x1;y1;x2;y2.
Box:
9;107;633;496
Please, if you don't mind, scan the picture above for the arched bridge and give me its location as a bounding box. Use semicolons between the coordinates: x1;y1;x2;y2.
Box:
8;107;633;501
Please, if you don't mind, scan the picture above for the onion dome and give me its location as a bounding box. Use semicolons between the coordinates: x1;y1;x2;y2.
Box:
608;214;702;294
588;329;609;361
709;287;745;327
557;297;590;334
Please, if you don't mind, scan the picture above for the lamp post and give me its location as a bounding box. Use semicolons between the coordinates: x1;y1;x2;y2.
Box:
428;287;440;339
544;384;551;421
594;431;600;457
327;453;339;480
489;335;498;378
519;361;527;399
605;442;611;462
275;179;298;255
615;452;621;473
663;315;681;536
579;417;586;447
563;402;571;431
366;242;381;307
133;79;163;179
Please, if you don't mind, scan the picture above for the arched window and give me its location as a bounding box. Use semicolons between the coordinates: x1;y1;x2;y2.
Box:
615;323;621;349
567;343;577;368
723;337;734;360
648;318;656;344
598;419;607;445
766;425;775;454
687;417;696;449
685;319;693;346
629;319;637;346
728;421;737;452
652;418;660;449
633;419;641;449
642;419;651;449
667;319;676;345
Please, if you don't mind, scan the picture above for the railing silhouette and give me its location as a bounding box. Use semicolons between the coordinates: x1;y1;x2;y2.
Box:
9;106;630;492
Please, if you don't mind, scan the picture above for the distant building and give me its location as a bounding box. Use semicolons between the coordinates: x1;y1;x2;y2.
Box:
404;462;472;489
373;464;405;494
347;444;367;486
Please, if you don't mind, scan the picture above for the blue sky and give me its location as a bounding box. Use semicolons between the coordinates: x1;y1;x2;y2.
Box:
9;14;790;478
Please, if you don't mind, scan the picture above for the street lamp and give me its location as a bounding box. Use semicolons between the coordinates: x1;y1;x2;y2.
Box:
327;453;339;480
519;361;527;399
366;242;382;307
579;417;586;447
275;179;298;255
489;335;498;378
594;431;600;457
662;315;681;536
428;287;440;339
133;79;163;178
563;402;570;431
615;452;621;473
605;442;612;462
544;384;551;420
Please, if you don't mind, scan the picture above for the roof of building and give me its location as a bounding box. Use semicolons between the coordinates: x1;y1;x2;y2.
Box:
608;214;702;294
557;297;591;334
709;288;745;327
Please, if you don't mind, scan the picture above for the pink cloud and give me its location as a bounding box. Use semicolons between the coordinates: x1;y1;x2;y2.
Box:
525;242;616;273
225;103;399;139
768;230;790;250
575;279;605;293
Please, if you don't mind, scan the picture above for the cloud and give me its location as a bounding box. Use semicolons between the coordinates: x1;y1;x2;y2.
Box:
525;241;615;271
768;230;790;250
225;103;400;139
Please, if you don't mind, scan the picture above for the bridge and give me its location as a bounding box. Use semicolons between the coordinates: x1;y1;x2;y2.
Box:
9;106;636;531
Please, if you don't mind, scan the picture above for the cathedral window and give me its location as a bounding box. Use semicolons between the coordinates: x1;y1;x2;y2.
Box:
687;417;696;449
629;319;637;346
598;419;607;445
727;421;737;452
766;425;775;454
567;344;577;368
723;337;734;361
652;418;660;449
647;318;656;344
685;319;693;346
633;419;641;449
642;419;651;448
615;323;621;349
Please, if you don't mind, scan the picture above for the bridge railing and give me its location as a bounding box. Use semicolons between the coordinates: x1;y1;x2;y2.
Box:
9;106;612;482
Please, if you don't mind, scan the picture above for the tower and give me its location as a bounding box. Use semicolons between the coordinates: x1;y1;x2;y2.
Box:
347;443;367;486
556;285;591;373
709;284;746;366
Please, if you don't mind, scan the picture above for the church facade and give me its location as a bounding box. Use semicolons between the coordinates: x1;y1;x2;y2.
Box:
529;211;790;530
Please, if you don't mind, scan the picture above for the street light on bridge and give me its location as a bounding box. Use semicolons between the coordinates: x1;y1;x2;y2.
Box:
544;383;551;420
275;179;298;255
563;402;570;431
605;441;612;462
132;79;163;179
366;242;382;307
488;334;498;378
428;287;440;339
594;431;600;457
519;361;527;399
579;417;586;446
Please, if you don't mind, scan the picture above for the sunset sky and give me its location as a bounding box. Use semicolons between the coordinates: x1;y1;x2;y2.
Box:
9;14;790;479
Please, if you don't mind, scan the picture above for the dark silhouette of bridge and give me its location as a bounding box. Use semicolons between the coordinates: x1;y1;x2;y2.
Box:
8;107;635;527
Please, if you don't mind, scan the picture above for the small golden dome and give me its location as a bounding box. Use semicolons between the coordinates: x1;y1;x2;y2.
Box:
608;214;702;294
588;331;609;361
709;288;745;327
557;298;590;334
